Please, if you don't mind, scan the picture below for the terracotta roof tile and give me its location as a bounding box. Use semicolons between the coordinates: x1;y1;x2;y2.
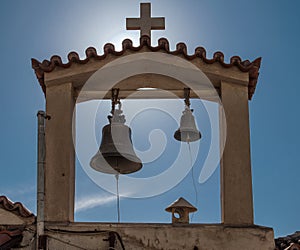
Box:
0;229;23;249
275;232;300;250
165;197;197;213
0;196;34;218
31;36;261;100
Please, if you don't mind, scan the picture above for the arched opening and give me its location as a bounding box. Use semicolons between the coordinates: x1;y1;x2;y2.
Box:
73;52;224;223
74;98;221;223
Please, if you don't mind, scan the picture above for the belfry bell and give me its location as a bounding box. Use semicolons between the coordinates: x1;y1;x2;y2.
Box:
174;88;201;142
90;89;142;175
174;107;201;142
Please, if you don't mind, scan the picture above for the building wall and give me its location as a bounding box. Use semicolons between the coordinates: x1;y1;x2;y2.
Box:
25;222;275;250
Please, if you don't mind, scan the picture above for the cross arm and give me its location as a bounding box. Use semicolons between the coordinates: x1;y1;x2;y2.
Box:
126;18;142;30
151;18;165;30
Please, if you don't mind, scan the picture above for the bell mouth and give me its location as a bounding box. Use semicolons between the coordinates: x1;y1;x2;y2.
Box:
103;155;142;174
90;152;142;175
174;129;201;142
90;154;119;174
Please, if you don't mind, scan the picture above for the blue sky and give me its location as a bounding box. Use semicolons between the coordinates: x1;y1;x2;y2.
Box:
0;0;299;238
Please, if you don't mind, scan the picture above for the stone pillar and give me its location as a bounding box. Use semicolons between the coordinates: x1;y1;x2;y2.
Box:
220;81;253;225
44;83;75;222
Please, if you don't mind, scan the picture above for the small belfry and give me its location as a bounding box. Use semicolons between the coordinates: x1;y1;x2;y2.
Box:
26;2;276;249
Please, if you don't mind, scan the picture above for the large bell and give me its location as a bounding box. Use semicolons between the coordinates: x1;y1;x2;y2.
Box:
90;109;142;174
174;107;201;142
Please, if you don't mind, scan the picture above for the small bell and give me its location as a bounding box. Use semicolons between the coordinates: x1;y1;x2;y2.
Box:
174;107;201;142
90;90;142;174
174;88;201;142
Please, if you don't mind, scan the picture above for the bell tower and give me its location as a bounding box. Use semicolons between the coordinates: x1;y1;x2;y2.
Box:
31;2;275;249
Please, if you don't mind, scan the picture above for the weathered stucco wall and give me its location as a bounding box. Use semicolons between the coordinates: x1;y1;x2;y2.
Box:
31;222;274;250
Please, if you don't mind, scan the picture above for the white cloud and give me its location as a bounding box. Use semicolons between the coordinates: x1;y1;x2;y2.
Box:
1;185;35;197
75;195;116;212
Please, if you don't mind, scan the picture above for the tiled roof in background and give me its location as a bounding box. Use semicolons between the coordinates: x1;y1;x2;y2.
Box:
0;196;34;218
275;232;300;250
0;229;23;249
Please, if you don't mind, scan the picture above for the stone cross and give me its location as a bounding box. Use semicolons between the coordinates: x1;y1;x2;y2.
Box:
126;3;165;39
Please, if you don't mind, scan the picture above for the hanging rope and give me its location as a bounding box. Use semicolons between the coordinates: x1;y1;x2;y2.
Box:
188;142;198;222
111;88;121;223
115;173;120;223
